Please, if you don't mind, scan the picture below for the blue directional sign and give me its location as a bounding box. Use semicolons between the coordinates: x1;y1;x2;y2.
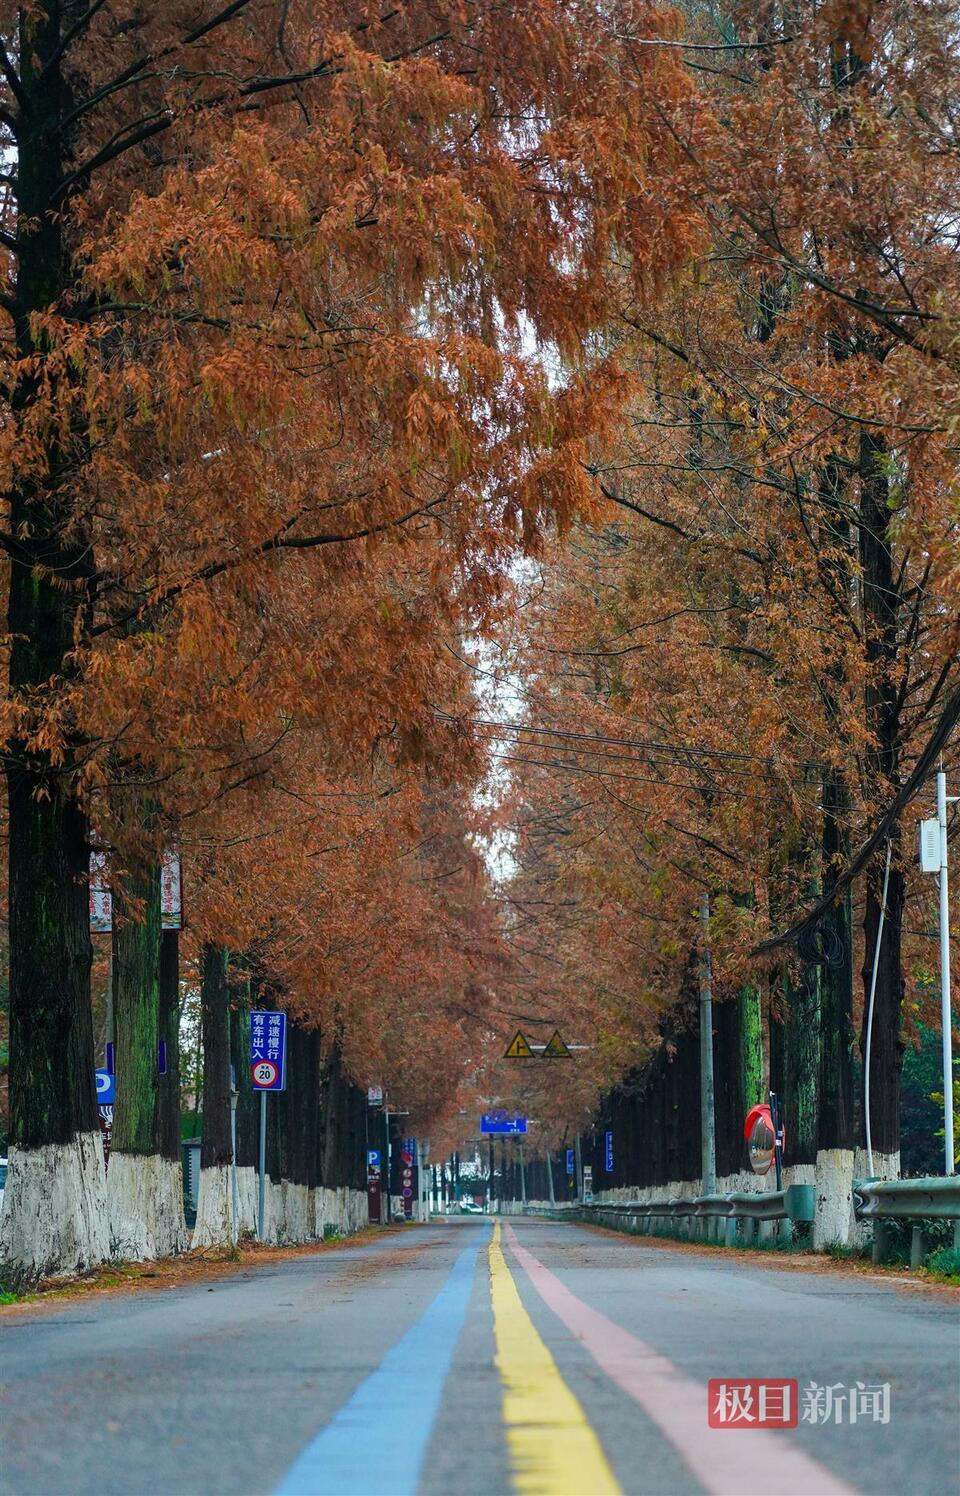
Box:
95;1069;115;1105
480;1113;527;1135
604;1130;614;1173
250;1010;287;1091
566;1147;575;1175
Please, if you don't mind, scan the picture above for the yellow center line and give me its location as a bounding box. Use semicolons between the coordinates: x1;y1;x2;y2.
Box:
489;1222;622;1496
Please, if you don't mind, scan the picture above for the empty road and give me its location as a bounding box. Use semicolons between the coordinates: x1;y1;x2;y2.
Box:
1;1217;957;1496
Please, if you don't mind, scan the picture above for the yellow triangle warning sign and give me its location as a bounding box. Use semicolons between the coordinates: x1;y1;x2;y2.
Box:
542;1030;572;1059
504;1030;535;1059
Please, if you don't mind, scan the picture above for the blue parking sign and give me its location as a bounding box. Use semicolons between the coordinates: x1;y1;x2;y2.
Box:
95;1069;115;1105
250;1010;287;1091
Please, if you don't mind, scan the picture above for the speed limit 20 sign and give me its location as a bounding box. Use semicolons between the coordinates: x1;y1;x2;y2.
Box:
250;1010;287;1091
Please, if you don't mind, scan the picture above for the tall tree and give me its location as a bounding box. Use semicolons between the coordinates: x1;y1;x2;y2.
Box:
0;1;693;1274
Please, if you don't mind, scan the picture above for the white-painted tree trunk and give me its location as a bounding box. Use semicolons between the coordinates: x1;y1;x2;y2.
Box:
191;1164;235;1248
852;1148;899;1247
0;1133;110;1279
813;1149;855;1248
236;1166;259;1236
853;1146;900;1182
107;1153;189;1260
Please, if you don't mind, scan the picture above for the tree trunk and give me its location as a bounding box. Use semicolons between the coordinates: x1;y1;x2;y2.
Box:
818;783;855;1155
108;853;184;1258
738;984;764;1113
815;772;857;1246
858;431;905;1176
227;975;259;1234
774;961;820;1170
192;945;233;1246
158;930;182;1164
0;2;109;1278
861;857;905;1168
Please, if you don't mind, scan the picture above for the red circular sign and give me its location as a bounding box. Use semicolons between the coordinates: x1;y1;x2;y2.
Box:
252;1059;278;1087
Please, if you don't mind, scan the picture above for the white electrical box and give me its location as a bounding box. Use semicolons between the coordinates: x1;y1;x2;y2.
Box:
919;818;942;873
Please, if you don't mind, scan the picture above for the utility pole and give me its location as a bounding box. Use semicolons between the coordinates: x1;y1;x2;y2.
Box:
700;890;717;1195
938;771;956;1176
922;770;957;1178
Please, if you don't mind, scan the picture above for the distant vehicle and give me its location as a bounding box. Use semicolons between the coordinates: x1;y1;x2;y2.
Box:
0;1156;7;1209
459;1199;484;1214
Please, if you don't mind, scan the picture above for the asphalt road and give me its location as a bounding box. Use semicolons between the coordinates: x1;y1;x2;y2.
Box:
1;1217;957;1496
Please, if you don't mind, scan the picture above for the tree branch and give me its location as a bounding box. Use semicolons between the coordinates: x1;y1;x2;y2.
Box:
89;495;449;638
754;682;960;953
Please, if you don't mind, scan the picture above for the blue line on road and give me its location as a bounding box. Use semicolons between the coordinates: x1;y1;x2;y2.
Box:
275;1222;490;1496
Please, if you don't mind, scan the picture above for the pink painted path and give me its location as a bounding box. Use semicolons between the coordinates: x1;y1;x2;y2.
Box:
504;1221;857;1496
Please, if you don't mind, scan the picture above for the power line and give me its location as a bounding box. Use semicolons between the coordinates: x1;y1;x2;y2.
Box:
488;750;747;798
478;727;758;780
456;713;775;765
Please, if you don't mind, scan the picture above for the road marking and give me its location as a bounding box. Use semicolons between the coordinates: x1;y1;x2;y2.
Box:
489;1222;621;1496
504;1222;857;1496
275;1224;489;1496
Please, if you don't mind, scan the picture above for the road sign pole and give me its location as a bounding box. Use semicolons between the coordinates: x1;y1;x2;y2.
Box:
519;1140;526;1206
258;1089;267;1242
105;949;114;1067
938;771;955;1176
384;1110;391;1223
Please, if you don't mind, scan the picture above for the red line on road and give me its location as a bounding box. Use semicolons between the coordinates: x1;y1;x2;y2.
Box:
503;1222;857;1496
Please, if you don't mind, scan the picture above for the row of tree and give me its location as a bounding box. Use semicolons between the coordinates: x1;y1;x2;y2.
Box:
0;2;957;1275
0;1;704;1276
481;0;959;1241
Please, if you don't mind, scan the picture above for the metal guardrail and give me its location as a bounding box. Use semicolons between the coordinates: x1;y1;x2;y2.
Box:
524;1175;960;1265
523;1186;815;1246
853;1176;960;1221
853;1176;960;1266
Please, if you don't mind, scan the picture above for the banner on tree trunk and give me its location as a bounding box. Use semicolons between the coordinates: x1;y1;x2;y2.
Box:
161;849;183;929
88;847;183;931
89;851;112;931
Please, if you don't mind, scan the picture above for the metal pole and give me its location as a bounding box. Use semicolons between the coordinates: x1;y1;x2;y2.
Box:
229;1092;239;1244
104;948;114;1069
546;1147;556;1205
574;1133;583;1201
519;1140;527;1206
938;771;955;1176
699;890;717;1195
383;1109;391;1223
257;1089;267;1241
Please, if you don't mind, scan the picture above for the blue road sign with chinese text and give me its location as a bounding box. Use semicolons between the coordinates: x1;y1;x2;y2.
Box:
566;1148;575;1175
480;1113;527;1135
251;1010;287;1091
95;1069;115;1105
604;1130;613;1173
